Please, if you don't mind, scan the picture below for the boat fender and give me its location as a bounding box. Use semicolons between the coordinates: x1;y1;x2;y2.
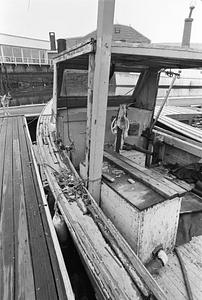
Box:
145;247;168;274
53;210;69;244
157;249;168;266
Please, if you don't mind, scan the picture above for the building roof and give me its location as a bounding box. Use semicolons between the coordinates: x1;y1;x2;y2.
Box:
66;24;150;49
0;33;50;49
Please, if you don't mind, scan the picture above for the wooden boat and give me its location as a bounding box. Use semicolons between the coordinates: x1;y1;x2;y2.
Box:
36;1;202;299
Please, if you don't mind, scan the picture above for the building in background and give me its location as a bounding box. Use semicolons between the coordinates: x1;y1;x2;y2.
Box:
0;33;56;105
0;33;53;65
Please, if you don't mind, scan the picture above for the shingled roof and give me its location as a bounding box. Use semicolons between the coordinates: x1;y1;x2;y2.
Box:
66;24;150;48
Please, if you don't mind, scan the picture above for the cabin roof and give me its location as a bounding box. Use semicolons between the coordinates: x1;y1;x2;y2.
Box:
54;39;202;72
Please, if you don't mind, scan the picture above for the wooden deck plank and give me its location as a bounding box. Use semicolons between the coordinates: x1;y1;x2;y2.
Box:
0;117;14;300
155;236;202;299
0;115;71;300
13;116;36;300
104;151;183;203
22;118;68;300
117;150;186;196
17;117;59;299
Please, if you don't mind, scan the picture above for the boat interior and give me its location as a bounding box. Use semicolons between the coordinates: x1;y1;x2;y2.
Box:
36;39;202;299
55;40;202;241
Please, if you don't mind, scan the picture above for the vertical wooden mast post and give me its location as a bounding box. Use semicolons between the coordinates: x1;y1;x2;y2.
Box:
88;0;115;202
85;54;95;181
52;62;57;120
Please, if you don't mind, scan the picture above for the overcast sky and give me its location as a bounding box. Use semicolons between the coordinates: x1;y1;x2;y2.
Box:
1;0;202;43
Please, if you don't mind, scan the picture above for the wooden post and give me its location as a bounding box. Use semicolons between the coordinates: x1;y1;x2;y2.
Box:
51;62;57;124
88;0;115;202
85;53;95;183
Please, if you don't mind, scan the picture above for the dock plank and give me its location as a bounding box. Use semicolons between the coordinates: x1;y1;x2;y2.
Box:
0;116;71;300
13;117;36;300
17;116;59;300
0;117;14;300
22;118;68;300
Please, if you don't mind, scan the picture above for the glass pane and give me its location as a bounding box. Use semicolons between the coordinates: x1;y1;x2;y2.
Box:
60;69;88;96
2;45;12;56
13;47;21;58
31;48;39;58
113;72;140;96
23;48;31;58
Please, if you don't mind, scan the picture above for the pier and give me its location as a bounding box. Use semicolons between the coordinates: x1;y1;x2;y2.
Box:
0;115;73;299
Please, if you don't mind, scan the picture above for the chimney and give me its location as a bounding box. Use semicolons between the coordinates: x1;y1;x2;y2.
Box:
49;32;56;51
181;5;195;48
57;39;66;53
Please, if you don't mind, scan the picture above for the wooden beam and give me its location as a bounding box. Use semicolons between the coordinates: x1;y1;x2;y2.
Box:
88;0;115;202
111;42;202;64
153;129;202;158
104;151;186;200
85;53;95;182
57;95;132;109
54;40;93;63
52;62;57;120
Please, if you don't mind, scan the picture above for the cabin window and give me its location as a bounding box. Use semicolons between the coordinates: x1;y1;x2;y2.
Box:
60;68;118;97
158;69;202;98
60;69;88;96
113;72;140;96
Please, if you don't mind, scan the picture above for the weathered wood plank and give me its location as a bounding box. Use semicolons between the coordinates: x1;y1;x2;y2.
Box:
154;129;202;158
23;118;70;300
0;117;14;300
54;40;93;63
119;150;186;196
155;236;202;299
104;151;185;200
18;117;59;299
85;53;95;182
87;0;115;201
0;115;72;300
158;115;202;143
13;116;35;300
57;95;132;109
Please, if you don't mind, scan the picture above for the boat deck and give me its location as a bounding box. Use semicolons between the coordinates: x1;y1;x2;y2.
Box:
103;149;202;298
155;236;202;299
154;105;202;143
0;115;72;299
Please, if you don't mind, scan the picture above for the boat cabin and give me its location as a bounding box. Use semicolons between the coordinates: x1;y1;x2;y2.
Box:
53;41;202;162
51;39;202;264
